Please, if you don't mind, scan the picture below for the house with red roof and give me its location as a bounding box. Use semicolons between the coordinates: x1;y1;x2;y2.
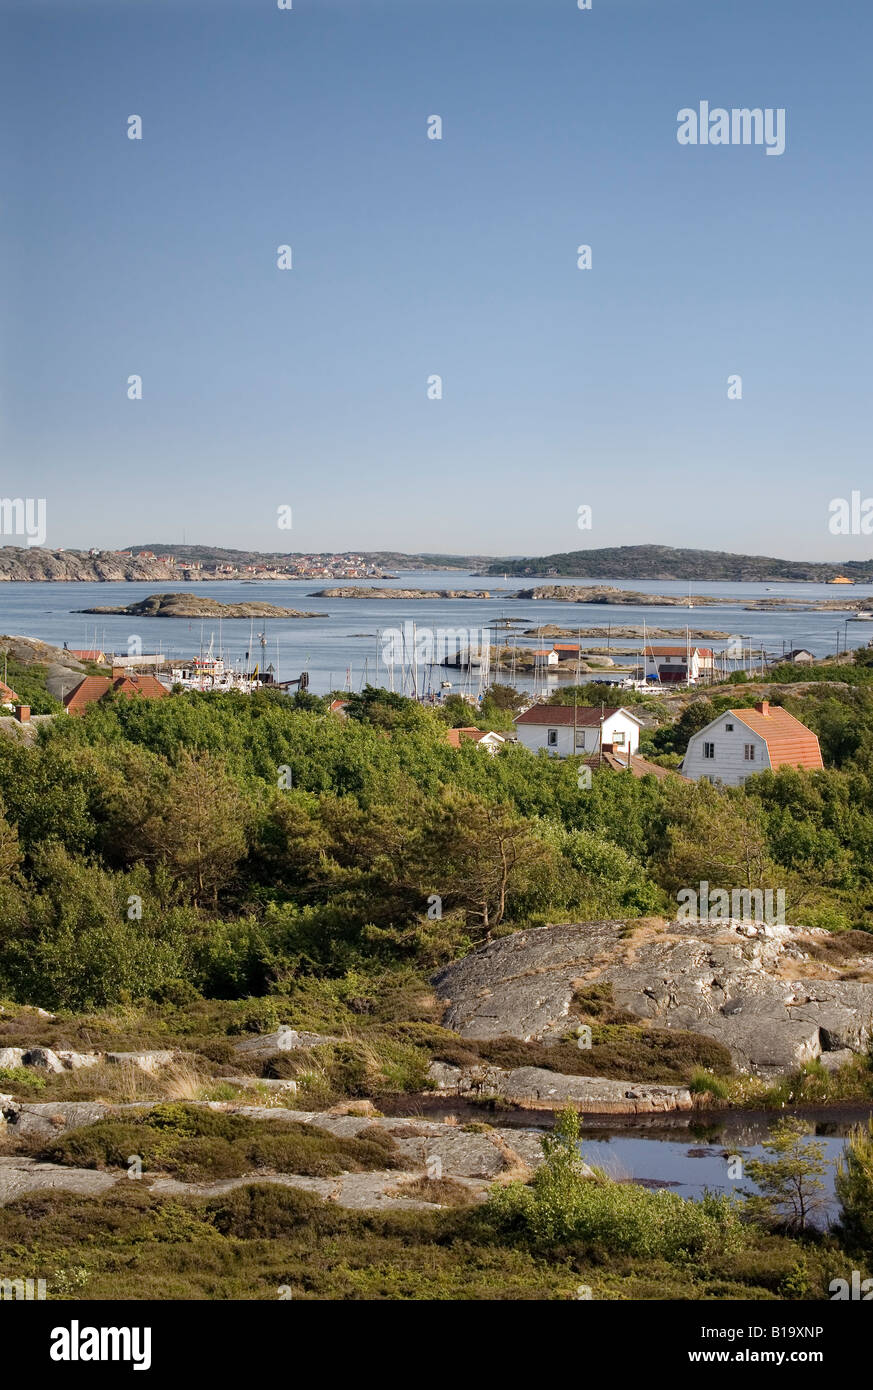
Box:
66;648;107;665
446;726;506;753
0;679;21;709
514;704;642;758
64;668;169;715
682;700;823;786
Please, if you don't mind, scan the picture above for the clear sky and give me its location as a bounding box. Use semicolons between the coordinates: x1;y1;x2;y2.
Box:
1;0;871;559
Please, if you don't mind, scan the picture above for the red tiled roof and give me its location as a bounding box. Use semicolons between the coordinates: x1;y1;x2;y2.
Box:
63;672;167;714
594;749;690;782
446;726;483;748
67;649;105;662
63;676;111;713
515;705;642;727
730;704;823;773
112;674;167;701
0;679;21;704
516;705;615;727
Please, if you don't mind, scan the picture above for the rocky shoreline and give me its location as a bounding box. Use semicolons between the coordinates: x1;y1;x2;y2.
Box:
77;593;327;619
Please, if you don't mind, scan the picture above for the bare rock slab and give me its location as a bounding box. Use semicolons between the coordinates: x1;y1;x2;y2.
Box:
433;919;873;1076
427;1061;692;1114
104;1051;176;1073
233;1028;336;1057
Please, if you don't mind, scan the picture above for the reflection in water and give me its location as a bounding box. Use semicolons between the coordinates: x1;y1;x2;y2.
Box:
379;1096;873;1226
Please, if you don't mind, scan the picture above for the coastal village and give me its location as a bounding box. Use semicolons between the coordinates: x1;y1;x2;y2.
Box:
0;560;871;1316
0;625;828;793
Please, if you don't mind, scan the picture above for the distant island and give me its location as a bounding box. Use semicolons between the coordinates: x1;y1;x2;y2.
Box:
76;593;327;619
311;583;868;612
3;542;873;585
481;545;873;583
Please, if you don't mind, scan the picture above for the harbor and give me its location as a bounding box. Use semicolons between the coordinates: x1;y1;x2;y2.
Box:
4;571;873;699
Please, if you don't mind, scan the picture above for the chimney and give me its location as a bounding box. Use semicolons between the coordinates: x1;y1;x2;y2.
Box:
756;700;770;716
13;704;30;724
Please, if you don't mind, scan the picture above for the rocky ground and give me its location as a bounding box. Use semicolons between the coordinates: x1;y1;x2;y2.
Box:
2;918;871;1212
0;1094;558;1211
433;918;873;1078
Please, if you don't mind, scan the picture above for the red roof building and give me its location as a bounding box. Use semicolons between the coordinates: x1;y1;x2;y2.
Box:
682;700;823;785
66;649;106;664
64;671;168;715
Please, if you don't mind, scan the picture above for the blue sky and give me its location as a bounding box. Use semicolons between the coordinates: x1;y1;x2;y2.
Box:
1;0;871;559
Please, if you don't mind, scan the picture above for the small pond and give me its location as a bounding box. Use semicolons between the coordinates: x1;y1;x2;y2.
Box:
378;1097;873;1226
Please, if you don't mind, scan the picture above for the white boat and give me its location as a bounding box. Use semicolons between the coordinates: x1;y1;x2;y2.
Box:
163;656;263;692
848;611;873;621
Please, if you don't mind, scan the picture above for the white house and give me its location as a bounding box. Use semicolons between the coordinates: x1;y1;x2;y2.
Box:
513;704;642;757
446;727;506;754
642;645;714;685
682;700;823;787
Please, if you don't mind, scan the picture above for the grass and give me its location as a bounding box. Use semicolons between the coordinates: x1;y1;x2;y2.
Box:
423;1025;734;1086
34;1102;409;1183
387;1175;478;1206
0;1180;858;1301
714;1055;873;1109
689;1069;733;1100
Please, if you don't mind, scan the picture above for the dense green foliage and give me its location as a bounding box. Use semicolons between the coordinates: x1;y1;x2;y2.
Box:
0;677;871;1011
835;1118;873;1256
488;1108;745;1259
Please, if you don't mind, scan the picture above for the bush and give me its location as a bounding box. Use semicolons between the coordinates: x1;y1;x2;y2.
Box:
835;1117;873;1255
41;1104;407;1183
487;1108;746;1262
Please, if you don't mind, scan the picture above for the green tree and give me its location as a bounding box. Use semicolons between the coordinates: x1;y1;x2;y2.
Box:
835;1117;873;1255
417;790;555;940
743;1118;829;1233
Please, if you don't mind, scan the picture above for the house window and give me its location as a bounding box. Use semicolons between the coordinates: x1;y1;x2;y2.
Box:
744;744;756;761
575;729;585;748
547;729;558;747
725;722;734;731
703;741;715;759
613;731;626;745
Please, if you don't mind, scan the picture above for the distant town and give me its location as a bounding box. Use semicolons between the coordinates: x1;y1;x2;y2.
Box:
87;549;394;580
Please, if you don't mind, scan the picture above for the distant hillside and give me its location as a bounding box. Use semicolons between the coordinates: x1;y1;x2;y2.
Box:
0;546;478;582
128;546;477;571
483;546;873;583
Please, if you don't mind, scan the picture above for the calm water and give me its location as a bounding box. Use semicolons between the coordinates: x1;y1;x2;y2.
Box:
1;572;871;696
381;1097;872;1223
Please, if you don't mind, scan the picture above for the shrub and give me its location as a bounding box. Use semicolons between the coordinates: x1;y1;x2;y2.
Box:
487;1107;745;1262
40;1105;407;1183
835;1117;873;1255
742;1118;829;1233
